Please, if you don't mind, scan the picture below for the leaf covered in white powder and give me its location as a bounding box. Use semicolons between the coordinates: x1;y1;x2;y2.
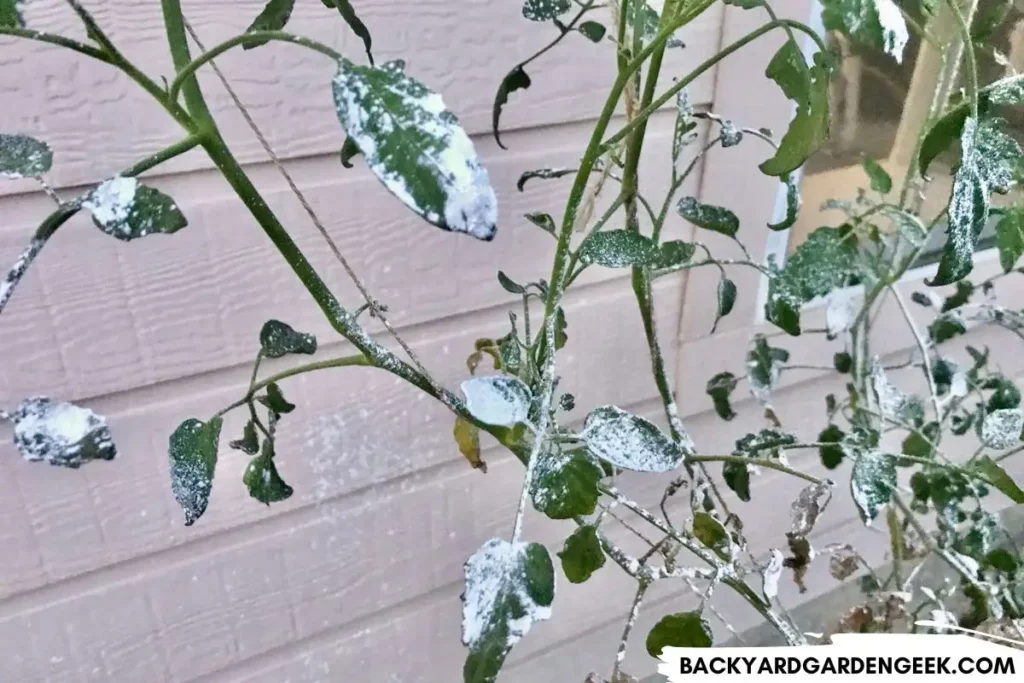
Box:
461;538;554;683
820;0;909;62
582;405;685;473
790;479;834;536
529;447;603;520
522;0;570;21
168;417;223;526
11;397;116;468
850;450;896;525
332;59;498;240
981;408;1023;450
628;2;685;49
746;335;789;404
461;376;532;427
0;134;52;178
259;319;317;358
762;548;785;601
84;177;188;241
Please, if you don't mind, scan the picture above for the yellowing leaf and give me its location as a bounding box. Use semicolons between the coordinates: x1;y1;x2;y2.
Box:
454;416;486;473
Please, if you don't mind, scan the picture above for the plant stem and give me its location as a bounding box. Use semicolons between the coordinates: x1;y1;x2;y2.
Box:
612;580;649;680
168;30;344;104
947;0;979;118
0;26;110;62
686;455;825;485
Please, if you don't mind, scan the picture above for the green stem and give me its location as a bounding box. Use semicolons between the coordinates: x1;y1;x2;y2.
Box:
602;19;828;150
0;26;110;61
168;31;344;104
947;0;979;119
686;455;826;486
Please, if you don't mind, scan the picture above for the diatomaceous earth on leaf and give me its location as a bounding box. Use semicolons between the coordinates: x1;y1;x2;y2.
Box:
332;59;498;240
820;0;908;62
0;134;53;178
10;397;116;468
168;417;223;526
83;176;188;241
581;405;685;473
981;409;1023;450
461;376;532;427
461;538;554;683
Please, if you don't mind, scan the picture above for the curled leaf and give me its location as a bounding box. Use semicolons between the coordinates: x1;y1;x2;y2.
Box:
333;0;373;64
454;416;486;473
243;0;296;49
259;319;317;358
706;372;738;421
493;66;532;149
243;439;294;504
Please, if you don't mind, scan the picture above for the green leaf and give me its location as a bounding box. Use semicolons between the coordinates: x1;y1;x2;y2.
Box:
84;177;187;241
461;376;532;427
524;212;556;237
833;351;853;374
11;396;116;468
517;167;574;192
768;174;802;231
243;0;295;49
493;66;532;149
760;42;831;176
677;196;739;237
554;306;568;350
693;512;732;559
850;450;896;525
972;456;1024;503
723;461;751;501
461;539;554;683
941;280;974;312
863;157;892;193
243;439;294;504
497;270;526;294
332;0;373;64
820;0;908;61
582;405;685;472
0;0;24;28
747;335;789;404
229;420;260;455
530;448;602;519
168;417;223;526
259;319;317;358
259;382;296;414
712;278;737;332
340;137;361;168
818;424;846;469
766;226;858;335
995;207;1024;273
929;117;1021;286
706;371;738;421
734;429;798;459
723;0;765;7
558;525;606;584
0;134;52;178
577;229;657;268
646;612;713;656
652;240;696;270
928;313;966;343
628;2;685;49
901;423;938;460
672;90;698;164
577;20;606;42
986;377;1021;411
522;0;570;21
333;59;497;240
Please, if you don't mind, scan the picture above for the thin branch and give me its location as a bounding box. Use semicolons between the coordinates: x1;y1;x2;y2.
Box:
686;454;825;486
889;285;943;425
612;581;650;681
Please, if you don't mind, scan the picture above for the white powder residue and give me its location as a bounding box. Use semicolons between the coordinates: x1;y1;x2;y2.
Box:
581;405;684;473
461;376;532;427
84;177;138;234
332;60;498;240
12;396;116;468
875;0;909;62
0;237;43;315
790;479;834;536
762;548;784;601
0;133;52;179
461;538;553;651
981;408;1023;450
871;358;907;420
825;289;858;339
850;450;895;526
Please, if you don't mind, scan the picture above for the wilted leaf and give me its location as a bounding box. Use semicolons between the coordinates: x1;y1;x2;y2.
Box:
525;212;556;237
693;512;732;559
0;134;52;178
517;167;575;192
828;545;861;580
333;59;498;240
760;42;831;176
340;137;361;168
677;196;739;237
243;0;295;49
706;371;738;421
229;420;260;455
791;480;834;536
766;226;858;335
243;439;294;504
747;335;789;404
530;448;602;519
461;376;532;427
332;0;373;63
168;417;223;526
768;174;802;231
928;313;966;343
522;0;570;21
84;177;188;241
972;456;1024;503
577;230;657;268
259;319;317;358
929;117;1021;285
863;157;892;193
723;461;752;501
461;539;554;683
558;525;605;584
850;450;896;525
493;66;532;149
820;0;908;62
497;270;526;294
762;548;785;600
577;20;606;42
995;207;1024;273
582;405;685;472
259;382;295;415
646;612;713;656
11;396;116;468
454;416;486;473
980;409;1023;450
941;280;974;312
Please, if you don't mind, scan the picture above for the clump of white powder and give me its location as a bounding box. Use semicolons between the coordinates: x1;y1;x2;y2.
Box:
11;397;116;468
83;177;138;233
